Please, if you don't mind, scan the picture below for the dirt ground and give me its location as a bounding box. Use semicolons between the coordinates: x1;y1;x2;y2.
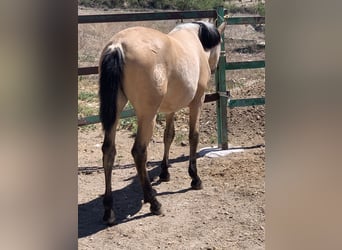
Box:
78;7;265;250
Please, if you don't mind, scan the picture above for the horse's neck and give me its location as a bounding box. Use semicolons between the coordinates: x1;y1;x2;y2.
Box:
168;29;199;51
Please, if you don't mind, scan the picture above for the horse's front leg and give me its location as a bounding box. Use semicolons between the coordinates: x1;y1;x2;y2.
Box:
159;112;175;182
188;100;203;190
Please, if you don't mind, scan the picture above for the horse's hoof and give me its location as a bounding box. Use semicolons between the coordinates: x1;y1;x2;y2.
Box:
159;172;170;182
150;200;163;216
191;179;203;190
103;209;116;226
143;188;158;203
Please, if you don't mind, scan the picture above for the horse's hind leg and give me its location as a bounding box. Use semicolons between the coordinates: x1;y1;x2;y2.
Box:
102;129;116;225
159;112;175;182
132;113;163;215
102;92;127;225
188;100;203;190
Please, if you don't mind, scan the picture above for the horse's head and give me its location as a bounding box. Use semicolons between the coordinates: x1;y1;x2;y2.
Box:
193;21;226;74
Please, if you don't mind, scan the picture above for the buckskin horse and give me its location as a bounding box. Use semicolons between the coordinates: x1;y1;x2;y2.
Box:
99;21;226;225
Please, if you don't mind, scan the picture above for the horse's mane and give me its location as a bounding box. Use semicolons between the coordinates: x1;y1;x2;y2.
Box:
192;21;221;51
170;21;221;51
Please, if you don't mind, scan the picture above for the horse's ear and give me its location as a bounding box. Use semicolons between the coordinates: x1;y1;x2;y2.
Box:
217;22;226;35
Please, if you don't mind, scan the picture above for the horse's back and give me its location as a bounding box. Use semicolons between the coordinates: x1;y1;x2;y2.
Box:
107;27;172;112
110;26;170;64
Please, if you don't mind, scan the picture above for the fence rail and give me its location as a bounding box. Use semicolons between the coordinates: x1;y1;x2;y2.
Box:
78;11;265;25
78;7;265;149
78;10;216;23
226;60;265;70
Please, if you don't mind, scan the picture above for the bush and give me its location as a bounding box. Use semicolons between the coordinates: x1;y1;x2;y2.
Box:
79;0;224;10
256;2;265;16
78;0;265;16
171;0;221;10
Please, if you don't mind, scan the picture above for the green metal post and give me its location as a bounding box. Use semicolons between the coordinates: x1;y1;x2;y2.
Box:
215;6;228;149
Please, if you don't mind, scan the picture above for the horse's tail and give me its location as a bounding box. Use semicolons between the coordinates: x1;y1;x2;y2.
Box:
99;44;125;131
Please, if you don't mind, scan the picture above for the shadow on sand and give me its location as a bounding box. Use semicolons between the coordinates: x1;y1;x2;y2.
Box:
78;155;192;239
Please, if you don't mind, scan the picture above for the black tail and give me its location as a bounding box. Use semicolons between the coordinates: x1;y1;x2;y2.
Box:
99;46;124;131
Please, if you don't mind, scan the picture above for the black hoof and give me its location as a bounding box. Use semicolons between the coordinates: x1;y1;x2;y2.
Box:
103;209;115;226
159;172;170;182
150;200;163;215
143;189;158;203
191;179;203;190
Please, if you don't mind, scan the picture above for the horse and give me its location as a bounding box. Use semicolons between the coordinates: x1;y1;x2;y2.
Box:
99;21;226;225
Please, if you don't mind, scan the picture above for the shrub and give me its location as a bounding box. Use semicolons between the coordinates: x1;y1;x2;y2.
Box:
79;0;224;10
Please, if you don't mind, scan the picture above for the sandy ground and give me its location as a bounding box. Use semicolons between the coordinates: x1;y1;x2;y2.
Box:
78;7;265;249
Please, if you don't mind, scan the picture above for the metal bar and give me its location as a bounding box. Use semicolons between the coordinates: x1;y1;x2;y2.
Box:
215;6;228;150
228;97;265;108
78;115;100;126
78;12;264;25
78;66;98;75
204;91;229;103
226;60;265;70
120;109;136;118
78;109;136;127
215;71;222;146
78;10;217;24
204;92;219;103
225;16;265;25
